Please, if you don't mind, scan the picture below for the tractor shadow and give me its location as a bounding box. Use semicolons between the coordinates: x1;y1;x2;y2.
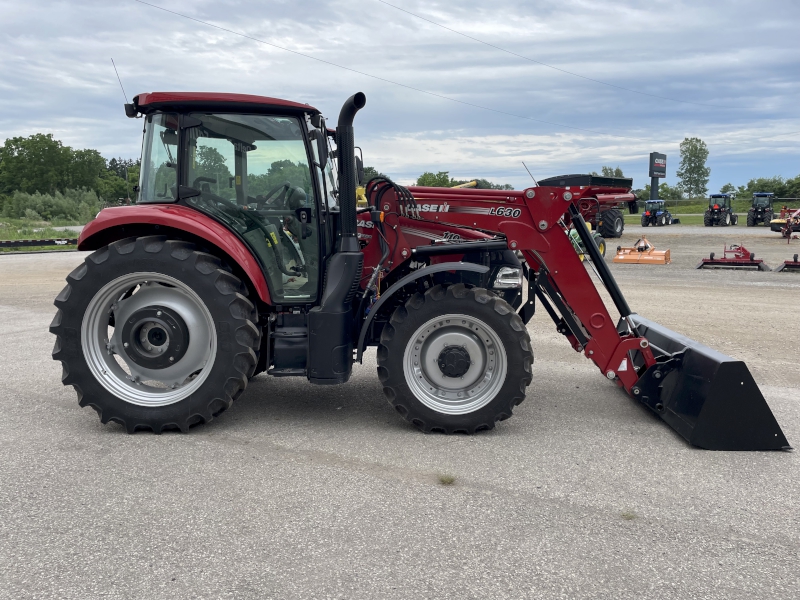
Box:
210;363;412;434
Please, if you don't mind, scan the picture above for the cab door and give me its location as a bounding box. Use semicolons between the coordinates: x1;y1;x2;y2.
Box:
182;113;322;304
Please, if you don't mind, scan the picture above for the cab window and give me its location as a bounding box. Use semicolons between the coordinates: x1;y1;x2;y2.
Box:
182;114;320;303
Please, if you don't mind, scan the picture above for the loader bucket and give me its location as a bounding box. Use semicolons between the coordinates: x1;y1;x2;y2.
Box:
628;314;790;451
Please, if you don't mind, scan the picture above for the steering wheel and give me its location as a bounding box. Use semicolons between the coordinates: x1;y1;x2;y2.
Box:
260;182;293;206
192;176;219;189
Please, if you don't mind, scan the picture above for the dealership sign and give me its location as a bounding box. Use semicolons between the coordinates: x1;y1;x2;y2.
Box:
649;152;667;178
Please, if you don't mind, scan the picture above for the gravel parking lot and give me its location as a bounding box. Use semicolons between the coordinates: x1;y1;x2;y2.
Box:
1;224;798;599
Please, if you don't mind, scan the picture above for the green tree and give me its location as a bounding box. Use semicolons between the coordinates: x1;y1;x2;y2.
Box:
676;137;710;198
249;159;312;199
590;166;625;178
0;134;136;204
362;166;386;182
639;182;682;203
0;134;71;195
719;182;736;194
416;171;513;189
416;171;453;187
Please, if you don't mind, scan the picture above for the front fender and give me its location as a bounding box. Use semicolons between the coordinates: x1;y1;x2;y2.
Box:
79;205;272;304
355;261;490;362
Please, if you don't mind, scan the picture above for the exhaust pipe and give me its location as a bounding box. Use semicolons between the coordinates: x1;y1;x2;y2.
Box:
336;92;367;252
307;93;367;386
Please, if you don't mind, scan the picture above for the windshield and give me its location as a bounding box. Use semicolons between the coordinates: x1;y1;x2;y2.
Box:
182;113;320;303
139;113;179;202
645;201;662;212
753;196;771;207
710;197;725;207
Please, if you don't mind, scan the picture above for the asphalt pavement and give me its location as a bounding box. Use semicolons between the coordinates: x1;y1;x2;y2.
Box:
0;234;798;600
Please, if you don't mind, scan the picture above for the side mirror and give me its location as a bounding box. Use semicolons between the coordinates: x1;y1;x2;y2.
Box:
309;129;328;169
355;155;365;186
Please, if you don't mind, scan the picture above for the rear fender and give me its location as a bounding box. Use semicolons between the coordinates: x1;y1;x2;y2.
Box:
79;205;272;304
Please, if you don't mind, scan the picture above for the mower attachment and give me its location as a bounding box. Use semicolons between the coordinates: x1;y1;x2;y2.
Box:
628;314;790;450
774;254;800;272
696;244;771;271
612;237;670;264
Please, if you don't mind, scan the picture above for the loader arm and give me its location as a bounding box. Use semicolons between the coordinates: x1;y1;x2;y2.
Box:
501;192;655;392
371;183;789;450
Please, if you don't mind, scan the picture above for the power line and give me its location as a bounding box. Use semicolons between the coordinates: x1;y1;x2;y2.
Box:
377;0;739;110
133;1;798;149
134;0;677;144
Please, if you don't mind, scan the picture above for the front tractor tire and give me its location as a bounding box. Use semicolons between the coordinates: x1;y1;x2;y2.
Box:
377;284;533;434
50;236;260;433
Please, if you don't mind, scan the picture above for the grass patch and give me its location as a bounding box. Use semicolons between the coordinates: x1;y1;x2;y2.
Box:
0;219;80;241
620;510;637;521
438;474;456;486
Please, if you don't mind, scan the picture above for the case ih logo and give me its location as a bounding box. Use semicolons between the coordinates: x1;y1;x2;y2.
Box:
419;203;450;213
649;152;667;178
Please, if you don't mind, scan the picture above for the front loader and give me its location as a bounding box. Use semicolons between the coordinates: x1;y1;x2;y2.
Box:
50;91;789;450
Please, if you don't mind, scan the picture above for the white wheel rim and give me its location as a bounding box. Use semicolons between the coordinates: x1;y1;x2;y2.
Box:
403;314;507;415
81;272;218;407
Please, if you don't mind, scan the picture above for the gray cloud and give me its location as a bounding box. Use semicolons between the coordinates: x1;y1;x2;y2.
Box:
0;0;797;190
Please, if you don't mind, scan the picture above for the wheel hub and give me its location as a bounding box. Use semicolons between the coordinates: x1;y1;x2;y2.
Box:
82;274;217;407
403;314;508;415
437;346;471;378
120;305;189;369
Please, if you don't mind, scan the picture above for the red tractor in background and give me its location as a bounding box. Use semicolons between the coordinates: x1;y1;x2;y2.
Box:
50;91;788;450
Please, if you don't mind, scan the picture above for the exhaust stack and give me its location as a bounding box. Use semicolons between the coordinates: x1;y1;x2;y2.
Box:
307;92;367;386
336;92;367;252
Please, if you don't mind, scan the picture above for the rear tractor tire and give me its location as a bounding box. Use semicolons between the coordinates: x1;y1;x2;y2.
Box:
50;236;261;433
747;213;755;227
703;213;713;227
377;284;533;434
720;213;730;227
641;215;649;227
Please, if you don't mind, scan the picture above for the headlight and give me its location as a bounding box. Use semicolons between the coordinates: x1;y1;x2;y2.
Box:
492;266;523;289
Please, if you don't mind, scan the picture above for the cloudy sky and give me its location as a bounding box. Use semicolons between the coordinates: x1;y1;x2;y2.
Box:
1;0;799;190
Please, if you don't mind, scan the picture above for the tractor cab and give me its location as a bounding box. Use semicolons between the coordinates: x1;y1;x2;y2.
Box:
705;194;738;227
640;199;674;227
752;192;774;209
136;95;338;305
748;192;775;227
709;194;732;210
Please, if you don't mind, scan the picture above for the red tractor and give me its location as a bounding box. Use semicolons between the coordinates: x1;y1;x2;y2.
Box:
50;91;789;450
